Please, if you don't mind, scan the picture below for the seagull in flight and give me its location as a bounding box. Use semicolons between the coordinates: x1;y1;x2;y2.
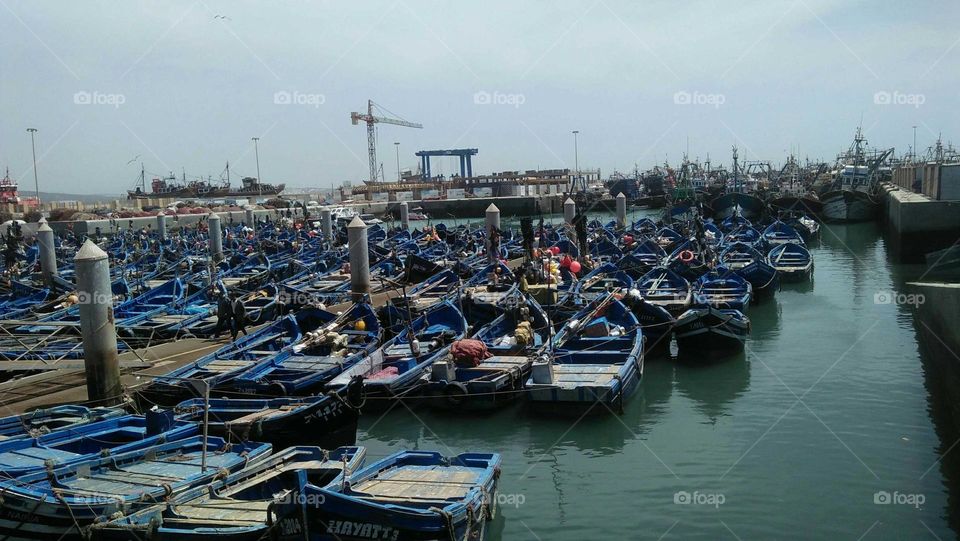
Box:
213;14;231;20
126;155;141;165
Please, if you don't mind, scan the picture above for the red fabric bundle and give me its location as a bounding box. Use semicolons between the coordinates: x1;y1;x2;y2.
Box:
450;339;492;367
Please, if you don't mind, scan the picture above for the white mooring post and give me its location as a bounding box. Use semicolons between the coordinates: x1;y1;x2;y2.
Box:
321;207;333;243
75;240;121;405
348;216;370;300
485;203;501;263
400;201;409;231
208;213;223;262
37;220;57;285
616;192;627;229
564;197;576;225
156;212;167;241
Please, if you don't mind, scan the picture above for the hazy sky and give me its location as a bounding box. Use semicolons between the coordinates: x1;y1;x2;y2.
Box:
1;0;957;195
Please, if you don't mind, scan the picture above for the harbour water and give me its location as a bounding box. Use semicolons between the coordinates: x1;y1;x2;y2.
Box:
358;217;959;540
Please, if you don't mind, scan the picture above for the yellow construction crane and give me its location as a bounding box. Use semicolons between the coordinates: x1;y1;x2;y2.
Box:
351;100;422;183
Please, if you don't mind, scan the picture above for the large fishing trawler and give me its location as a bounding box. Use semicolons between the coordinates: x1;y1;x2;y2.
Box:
127;163;284;200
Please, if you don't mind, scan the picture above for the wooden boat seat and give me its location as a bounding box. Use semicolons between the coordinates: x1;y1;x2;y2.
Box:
225;405;304;426
171;498;271;523
475;356;529;372
151;314;194;323
352;466;479;502
550;365;621;388
282;355;343;370
206;360;252;373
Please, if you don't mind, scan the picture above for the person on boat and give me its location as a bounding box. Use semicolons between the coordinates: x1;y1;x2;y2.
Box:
212;288;233;340
230;293;248;341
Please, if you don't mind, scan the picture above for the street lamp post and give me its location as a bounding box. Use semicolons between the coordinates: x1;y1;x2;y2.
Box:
912;126;917;163
27;128;39;206
251;137;262;198
572;130;580;192
394;142;400;182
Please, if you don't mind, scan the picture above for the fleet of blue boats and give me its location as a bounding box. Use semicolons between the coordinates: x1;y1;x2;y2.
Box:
0;204;817;539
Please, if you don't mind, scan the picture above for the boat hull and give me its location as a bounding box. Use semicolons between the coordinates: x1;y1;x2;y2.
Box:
674;308;750;355
526;361;642;414
709;192;766;221
820;190;877;223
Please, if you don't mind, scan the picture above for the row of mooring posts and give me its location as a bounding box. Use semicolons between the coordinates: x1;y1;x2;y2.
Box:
69;208;362;406
150;207;260;242
71;196;627;405
562;193;627;227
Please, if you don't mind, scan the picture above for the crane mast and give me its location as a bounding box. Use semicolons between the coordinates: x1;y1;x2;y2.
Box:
350;100;422;183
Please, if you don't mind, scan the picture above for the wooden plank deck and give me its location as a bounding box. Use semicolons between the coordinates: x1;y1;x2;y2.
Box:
0;337;228;415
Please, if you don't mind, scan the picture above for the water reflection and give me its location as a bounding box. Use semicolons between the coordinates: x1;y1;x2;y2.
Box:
521;360;675;457
360;401;534;452
820;221;883;257
748;298;782;340
910;292;960;537
673;351;751;424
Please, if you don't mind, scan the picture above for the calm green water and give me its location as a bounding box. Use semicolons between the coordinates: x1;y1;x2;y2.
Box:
358;218;959;540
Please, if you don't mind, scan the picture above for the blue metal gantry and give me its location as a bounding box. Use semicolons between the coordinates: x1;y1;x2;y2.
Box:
416;148;478;180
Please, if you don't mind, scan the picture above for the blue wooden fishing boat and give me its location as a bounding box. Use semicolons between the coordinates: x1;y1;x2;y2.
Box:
785;215;820;242
693;268;753;311
0;413;196;477
89;446;367;541
621;239;667;276
136;315;303;407
461;262;519;328
326;300;467;410
174;380;363;449
563;262;633;309
526;294;643;413
271;451;501;541
720;242;779;296
666;240;710;282
0;405;125;441
762;220;805;245
423;295;550;411
767;243;813;281
719;213;753;233
636;266;692;315
0;436;271;540
722;225;766;250
230;303;381;396
717;240;757;267
655;226;684;252
0;284;49;319
736;262;779;301
621;288;676;353
674;306;750;355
